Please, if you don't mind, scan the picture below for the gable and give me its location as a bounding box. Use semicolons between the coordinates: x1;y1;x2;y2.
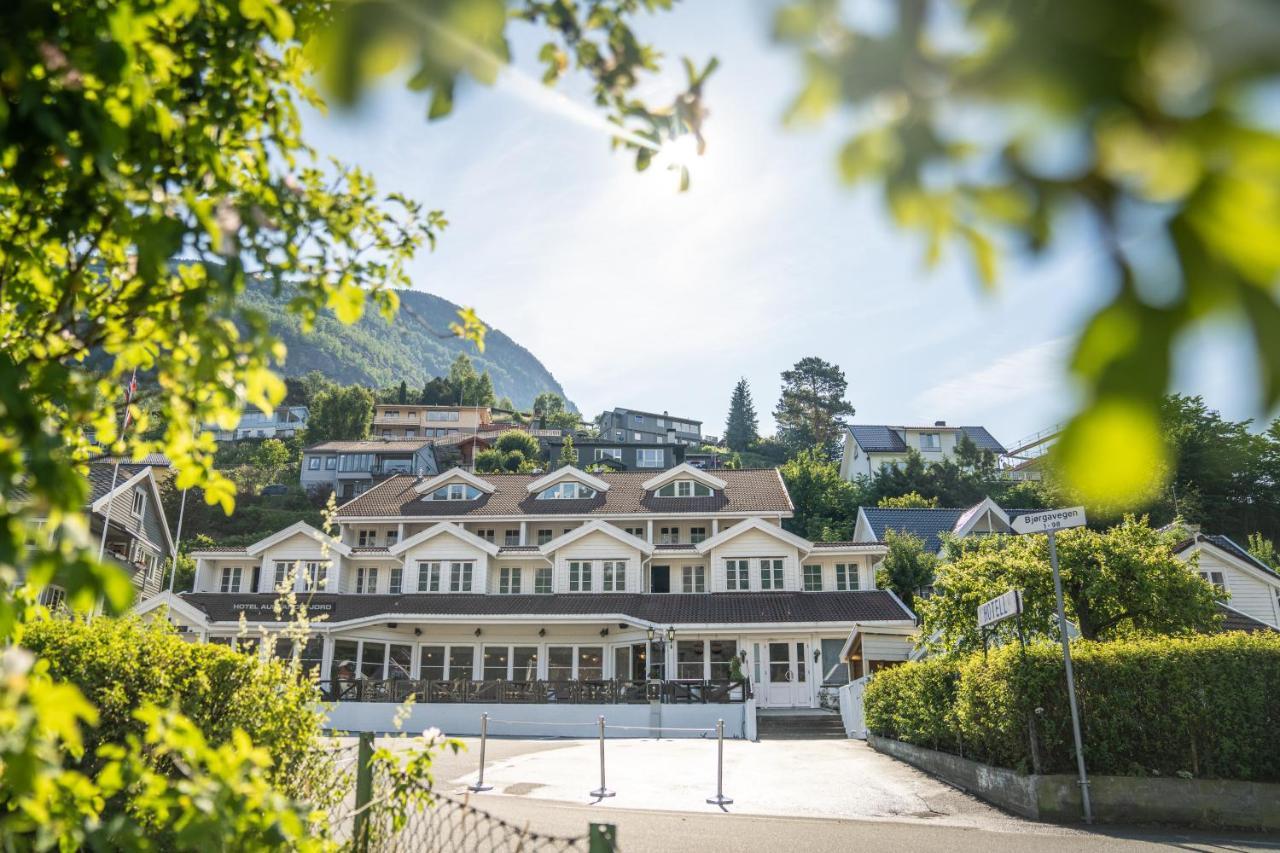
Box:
390;521;499;557
696;516;811;554
413;467;496;496
246;521;349;557
541;521;653;556
641;463;727;493
527;466;610;494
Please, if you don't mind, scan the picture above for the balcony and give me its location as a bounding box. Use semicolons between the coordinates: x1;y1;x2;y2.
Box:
322;678;751;704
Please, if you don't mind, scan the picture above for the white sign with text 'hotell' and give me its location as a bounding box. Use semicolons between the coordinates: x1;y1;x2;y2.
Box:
1011;506;1088;535
977;589;1023;629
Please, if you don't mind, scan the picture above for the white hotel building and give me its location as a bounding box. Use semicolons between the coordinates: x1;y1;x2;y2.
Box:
140;464;915;732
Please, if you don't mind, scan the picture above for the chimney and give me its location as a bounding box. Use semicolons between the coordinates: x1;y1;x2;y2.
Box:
935;420;947;427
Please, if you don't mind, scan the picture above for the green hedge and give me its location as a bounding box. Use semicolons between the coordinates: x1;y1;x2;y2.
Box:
21;615;327;792
865;632;1280;781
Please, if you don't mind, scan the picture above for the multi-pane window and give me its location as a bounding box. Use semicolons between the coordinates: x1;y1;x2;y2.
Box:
1199;570;1226;591
689;527;707;544
659;527;678;545
427;483;481;501
131;488;146;517
219;566;242;593
426;410;459;421
475;529;496;542
385;529;399;546
569;561;592;592
760;559;784;590
449;561;474;592
389;567;403;595
920;432;941;450
836;563;859;591
636;449;663;467
535;567;553;594
656;480;713;498
356;529;377;547
682;566;706;593
537;482;597;500
307;561;329;591
624;526;645;539
537;529;553;545
273;561;295;591
726;560;750;591
803;564;823;591
602;561;625;592
356;567;379;594
503;530;521;547
308;456;321;470
418;561;442;592
499;567;522;594
594;448;623;461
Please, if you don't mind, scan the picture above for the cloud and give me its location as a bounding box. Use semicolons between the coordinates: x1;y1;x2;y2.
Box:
914;336;1074;423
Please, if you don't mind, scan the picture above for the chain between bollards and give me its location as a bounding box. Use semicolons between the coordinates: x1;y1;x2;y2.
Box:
469;712;494;792
705;718;733;806
590;715;615;799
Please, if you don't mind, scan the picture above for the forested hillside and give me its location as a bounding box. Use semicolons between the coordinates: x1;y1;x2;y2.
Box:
240;280;574;411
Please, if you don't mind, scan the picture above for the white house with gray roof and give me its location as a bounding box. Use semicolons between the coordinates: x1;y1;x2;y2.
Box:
839;421;1007;481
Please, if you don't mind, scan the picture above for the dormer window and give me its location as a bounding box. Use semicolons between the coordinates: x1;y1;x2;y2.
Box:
538;482;597;500
427;483;481;501
655;480;713;498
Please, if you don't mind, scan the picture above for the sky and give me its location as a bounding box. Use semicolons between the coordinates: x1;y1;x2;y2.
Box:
302;4;1264;447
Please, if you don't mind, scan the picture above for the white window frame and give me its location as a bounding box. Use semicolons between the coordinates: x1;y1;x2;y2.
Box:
357;529;377;547
836;563;860;591
389;566;403;595
219;565;242;593
602;560;626;592
920;432;941;451
449;561;474;592
499;567;522;594
534;567;553;594
356;566;379;594
760;558;783;590
418;561;442;593
803;564;822;591
306;561;329;591
726;559;750;591
569;560;593;592
689;527;707;544
308;456;321;470
682;565;706;593
131;488;146;518
273;560;295;591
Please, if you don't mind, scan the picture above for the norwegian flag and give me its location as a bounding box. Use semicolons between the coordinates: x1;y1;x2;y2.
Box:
120;368;138;434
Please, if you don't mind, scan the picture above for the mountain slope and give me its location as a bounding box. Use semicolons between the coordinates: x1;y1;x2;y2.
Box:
241;281;573;410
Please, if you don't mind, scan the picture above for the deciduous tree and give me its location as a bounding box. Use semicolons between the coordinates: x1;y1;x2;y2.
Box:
533;391;580;432
306;386;374;443
877;530;939;610
779;449;863;540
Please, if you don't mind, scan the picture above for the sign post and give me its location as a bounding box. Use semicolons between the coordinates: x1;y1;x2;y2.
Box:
1010;507;1093;824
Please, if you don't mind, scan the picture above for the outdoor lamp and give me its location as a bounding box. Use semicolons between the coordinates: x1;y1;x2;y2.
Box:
665;626;676;643
474;628;482;637
646;627;655;642
538;628;546;637
414;628;422;637
813;648;821;662
738;650;747;663
599;627;609;637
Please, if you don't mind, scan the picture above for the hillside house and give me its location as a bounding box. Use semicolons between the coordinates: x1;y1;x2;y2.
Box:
839;422;1006;481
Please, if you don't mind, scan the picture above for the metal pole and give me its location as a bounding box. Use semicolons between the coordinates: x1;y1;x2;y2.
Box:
1048;530;1092;824
353;731;374;852
96;460;123;561
469;713;493;792
167;486;189;593
590;715;615;799
705;718;733;806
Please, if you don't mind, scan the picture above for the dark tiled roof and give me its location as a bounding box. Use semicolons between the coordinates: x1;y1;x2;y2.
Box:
959;426;1007;455
860;507;968;552
89;453;174;468
848;426;907;453
608;407;702;424
1173;533;1280;580
810;540;886;549
336;469;793;519
306;439;434;453
180;590;912;625
1216;603;1278;633
497;545;541;553
87;463;152;504
350;546;390;554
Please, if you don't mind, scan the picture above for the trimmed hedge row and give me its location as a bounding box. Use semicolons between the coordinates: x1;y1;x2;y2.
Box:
864;632;1280;781
21;616;327;791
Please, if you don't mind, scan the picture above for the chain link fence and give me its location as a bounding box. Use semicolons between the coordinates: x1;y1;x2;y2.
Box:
322;734;617;853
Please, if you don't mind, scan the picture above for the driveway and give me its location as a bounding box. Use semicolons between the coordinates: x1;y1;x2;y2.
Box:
409;736;1033;830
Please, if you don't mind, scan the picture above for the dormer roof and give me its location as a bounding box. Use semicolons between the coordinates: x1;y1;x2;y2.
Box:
413;467;496;496
526;466;610;494
539;520;654;556
641;463;727;493
244;521;351;558
389;521;501;557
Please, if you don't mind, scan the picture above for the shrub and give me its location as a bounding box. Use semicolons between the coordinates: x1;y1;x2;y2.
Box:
865;632;1280;781
20;615;327;793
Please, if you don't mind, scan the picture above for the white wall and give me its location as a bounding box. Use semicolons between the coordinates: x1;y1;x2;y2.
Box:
398;532;492;594
553;531;644;593
707;529;802;592
1191;548;1280;628
323;700;750;739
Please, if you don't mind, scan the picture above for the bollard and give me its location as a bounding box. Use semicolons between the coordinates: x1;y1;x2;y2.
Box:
468;712;494;792
705;718;733;806
590;715;615;799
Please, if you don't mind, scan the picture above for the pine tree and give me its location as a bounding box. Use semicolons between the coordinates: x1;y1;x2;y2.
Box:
397;380;408;404
473;371;496;407
724;378;759;452
774;356;855;460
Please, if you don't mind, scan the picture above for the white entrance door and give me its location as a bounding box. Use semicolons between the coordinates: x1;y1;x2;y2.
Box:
762;640;810;708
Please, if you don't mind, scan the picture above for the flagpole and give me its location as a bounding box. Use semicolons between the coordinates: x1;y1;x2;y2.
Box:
167;485;189;594
96;368;138;564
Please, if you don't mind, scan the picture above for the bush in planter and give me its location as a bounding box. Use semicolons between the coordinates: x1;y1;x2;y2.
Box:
867;632;1280;781
19;615;327;794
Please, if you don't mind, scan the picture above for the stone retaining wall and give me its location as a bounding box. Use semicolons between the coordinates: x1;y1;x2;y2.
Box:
869;735;1280;831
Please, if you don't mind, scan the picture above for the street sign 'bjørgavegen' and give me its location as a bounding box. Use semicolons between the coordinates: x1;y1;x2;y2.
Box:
1010;506;1087;535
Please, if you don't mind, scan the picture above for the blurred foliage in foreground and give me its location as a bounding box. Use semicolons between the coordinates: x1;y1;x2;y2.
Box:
0;0;704;842
773;0;1280;506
